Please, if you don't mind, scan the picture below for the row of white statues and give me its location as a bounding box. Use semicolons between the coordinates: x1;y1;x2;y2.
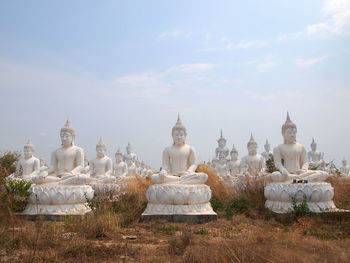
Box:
5;113;348;217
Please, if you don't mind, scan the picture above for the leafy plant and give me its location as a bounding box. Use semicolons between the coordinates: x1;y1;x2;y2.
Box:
225;195;250;219
292;195;310;218
2;179;32;212
265;153;278;173
84;192;95;210
0;151;21;179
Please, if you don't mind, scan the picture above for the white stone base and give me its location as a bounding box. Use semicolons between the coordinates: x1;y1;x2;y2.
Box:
22;184;94;215
264;182;336;213
142;184;216;216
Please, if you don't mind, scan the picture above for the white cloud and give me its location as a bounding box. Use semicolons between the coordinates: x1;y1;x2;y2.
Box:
156;29;190;40
245;91;277;101
166;63;216;74
307;0;350;35
257;61;279;72
296;56;328;68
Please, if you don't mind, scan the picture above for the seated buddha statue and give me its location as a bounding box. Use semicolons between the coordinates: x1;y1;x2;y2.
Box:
340;158;350;177
240;134;265;177
261;139;273;162
215;130;230;159
123;142;137;162
8;138;41;181
270;113;329;183
89;137;115;183
228;145;242;176
113;147;128;178
307;138;323;169
126;155;137;177
150;115;207;184
32;119;89;185
215;151;229;178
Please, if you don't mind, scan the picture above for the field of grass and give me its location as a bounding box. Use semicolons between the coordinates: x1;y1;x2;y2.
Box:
1;160;350;263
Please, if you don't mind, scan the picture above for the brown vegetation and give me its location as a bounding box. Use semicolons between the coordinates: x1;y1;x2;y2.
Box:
1;156;350;262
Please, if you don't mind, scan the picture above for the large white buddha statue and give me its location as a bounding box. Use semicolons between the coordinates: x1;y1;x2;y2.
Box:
228;145;241;176
150;115;208;184
113;147;128;178
215;130;230;159
8;138;41;181
123;142;137;162
270;113;329;183
307;138;323;169
340;158;350;177
261;139;273;162
126;155;137;177
33;119;89;185
89;137;114;183
241;134;265;177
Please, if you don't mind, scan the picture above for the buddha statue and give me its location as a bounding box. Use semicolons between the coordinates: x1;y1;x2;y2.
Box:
8;138;41;181
228;145;241;176
307;138;323;169
126;155;137;177
241;134;265;177
39;156;49;173
135;158;141;176
215;151;229;178
123;142;137;162
113;147;128;178
340;158;350;177
270;113;329;182
261;139;273;162
32;119;89;185
150;115;207;184
89;137;114;183
140;161;148;178
215;130;230;159
81;155;90;174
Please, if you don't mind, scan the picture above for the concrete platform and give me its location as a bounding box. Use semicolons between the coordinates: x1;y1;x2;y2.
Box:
140;214;217;223
16;211;93;222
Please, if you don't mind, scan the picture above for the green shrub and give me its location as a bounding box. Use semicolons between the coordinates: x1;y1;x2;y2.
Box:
292;195;310;218
265;154;278;173
2;179;32;212
225;196;250;219
0;151;20;178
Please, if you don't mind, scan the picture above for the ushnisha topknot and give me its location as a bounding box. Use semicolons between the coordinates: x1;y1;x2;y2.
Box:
231;144;238;154
96;137;106;150
311;138;317;147
217;129;226;143
247;133;257;148
60;118;75;136
172;114;187;136
115;146;123;156
281;112;297;135
24;138;35;151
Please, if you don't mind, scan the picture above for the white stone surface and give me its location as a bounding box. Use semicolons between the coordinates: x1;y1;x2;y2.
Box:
241;134;265;177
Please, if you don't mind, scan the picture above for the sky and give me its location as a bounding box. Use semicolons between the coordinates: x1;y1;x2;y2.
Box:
0;0;350;169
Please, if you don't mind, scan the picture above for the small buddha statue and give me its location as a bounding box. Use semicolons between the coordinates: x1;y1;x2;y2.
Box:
340;158;350;177
123;142;137;162
270;113;329;182
135;158;141;176
39;156;49;173
32;119;89;185
81;156;90;174
307;138;323;169
8;138;41;181
215;130;230;159
228;145;241;176
261;139;273;162
150;114;207;184
241;134;265;177
126;155;137;177
89;137;114;183
113;147;128;178
215;151;229;178
140;161;148;178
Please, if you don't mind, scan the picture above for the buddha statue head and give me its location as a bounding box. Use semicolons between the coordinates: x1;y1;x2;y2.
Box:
60;118;75;147
217;130;226;148
126;155;134;166
230;144;238;160
24;138;35;159
264;139;270;152
135;158;140;167
115;147;123;162
247;134;258;156
126;142;132;154
342;157;347;167
172;114;187;146
281;112;297;144
96;137;106;158
311;138;317;151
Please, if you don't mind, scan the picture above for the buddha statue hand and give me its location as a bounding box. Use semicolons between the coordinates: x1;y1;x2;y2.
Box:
60;174;90;185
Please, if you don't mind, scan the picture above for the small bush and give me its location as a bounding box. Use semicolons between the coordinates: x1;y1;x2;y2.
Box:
292;195;310;218
2;179;32;212
168;227;193;255
265;153;277;173
225;196;250;219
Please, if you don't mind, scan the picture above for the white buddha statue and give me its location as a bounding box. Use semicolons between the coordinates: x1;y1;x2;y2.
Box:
39;156;49;173
126;155;137;177
340;158;350;177
123;142;137;162
307;138;323;169
261;139;273;162
215;151;229;178
241;134;265;177
215;129;230;159
150;115;207;184
81;155;90;174
8;138;41;181
228;145;241;176
89;137;114;183
33;119;89;185
135;158;141;176
113;147;128;178
270;113;329;182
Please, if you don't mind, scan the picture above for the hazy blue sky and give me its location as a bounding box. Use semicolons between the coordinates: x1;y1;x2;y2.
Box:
0;0;349;169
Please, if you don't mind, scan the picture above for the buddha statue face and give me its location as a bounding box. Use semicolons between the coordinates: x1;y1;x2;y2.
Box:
264;143;270;152
343;159;347;166
247;142;257;156
126;157;133;166
115;154;123;162
23;146;33;159
283;127;297;144
96;145;105;158
218;140;226;148
60;131;74;147
311;142;317;151
172;128;186;146
126;145;132;154
230;151;238;160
